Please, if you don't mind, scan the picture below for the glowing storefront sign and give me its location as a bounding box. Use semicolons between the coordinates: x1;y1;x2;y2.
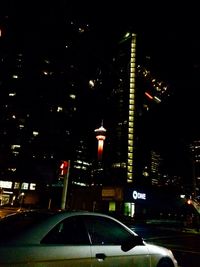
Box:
14;182;20;189
30;183;36;190
0;181;12;189
132;190;146;200
21;182;29;190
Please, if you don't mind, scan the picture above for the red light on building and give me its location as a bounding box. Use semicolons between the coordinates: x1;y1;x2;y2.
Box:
60;160;69;175
145;91;153;100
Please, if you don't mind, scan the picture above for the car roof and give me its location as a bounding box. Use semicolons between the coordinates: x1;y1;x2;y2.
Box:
0;209;135;245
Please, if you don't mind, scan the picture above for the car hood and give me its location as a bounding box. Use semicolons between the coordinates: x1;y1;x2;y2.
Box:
145;243;178;266
145;243;171;255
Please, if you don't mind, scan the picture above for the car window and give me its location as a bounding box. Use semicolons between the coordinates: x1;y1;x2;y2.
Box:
83;215;133;245
41;215;90;245
0;211;53;243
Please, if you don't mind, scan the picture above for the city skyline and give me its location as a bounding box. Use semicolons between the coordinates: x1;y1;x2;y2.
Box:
1;1;200;180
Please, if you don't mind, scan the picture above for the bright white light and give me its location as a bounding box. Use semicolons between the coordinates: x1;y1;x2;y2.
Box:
89;80;95;88
30;183;36;190
69;94;76;99
57;106;63;112
11;144;21;150
0;181;12;189
33;131;39;136
19;124;24;129
154;96;161;103
9;92;16;97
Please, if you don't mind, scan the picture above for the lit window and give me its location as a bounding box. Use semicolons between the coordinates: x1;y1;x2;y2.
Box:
42;71;48;75
33;131;39;136
57;106;63;112
19;124;24;129
89;80;95;88
11;144;21;150
78;27;85;33
9;92;16;97
69;94;76;99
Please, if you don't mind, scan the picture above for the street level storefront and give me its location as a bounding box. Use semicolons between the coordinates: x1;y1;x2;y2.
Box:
0;180;39;206
101;187;123;213
67;185;186;221
123;187;148;220
123;186;187;220
68;186;123;213
69;186;147;218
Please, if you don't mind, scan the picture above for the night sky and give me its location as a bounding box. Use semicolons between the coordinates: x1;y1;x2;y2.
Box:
2;1;200;177
75;2;200;176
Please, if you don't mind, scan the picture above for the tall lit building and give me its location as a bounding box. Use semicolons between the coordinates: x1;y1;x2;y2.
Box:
150;150;162;185
0;13;94;206
104;32;139;186
190;140;200;197
127;33;136;183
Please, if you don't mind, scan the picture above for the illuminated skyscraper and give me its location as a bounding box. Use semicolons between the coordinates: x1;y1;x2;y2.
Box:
190;140;200;197
105;32;138;186
127;33;136;183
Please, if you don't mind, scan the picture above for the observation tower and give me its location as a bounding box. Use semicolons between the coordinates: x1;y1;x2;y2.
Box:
94;122;107;161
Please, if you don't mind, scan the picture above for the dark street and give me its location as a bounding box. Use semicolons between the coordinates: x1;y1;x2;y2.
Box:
131;222;200;267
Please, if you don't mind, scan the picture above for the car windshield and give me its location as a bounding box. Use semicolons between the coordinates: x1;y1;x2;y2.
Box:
0;211;53;243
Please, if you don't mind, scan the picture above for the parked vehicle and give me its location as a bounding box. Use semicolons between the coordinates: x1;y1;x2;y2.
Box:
0;210;178;266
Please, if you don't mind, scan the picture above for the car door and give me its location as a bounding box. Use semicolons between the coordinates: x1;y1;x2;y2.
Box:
83;215;150;267
0;212;92;267
38;215;92;267
0;245;92;267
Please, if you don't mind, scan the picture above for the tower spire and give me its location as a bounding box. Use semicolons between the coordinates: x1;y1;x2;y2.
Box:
94;122;107;161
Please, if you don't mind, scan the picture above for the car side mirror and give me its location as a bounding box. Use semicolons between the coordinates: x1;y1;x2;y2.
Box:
121;235;144;252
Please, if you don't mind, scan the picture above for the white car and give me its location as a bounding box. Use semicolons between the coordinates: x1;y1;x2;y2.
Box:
0;210;178;267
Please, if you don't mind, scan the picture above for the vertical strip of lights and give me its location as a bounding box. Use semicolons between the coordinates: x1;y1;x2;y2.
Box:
127;33;136;183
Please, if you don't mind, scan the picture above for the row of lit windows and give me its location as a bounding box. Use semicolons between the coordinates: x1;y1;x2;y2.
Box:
0;180;36;190
127;33;136;183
